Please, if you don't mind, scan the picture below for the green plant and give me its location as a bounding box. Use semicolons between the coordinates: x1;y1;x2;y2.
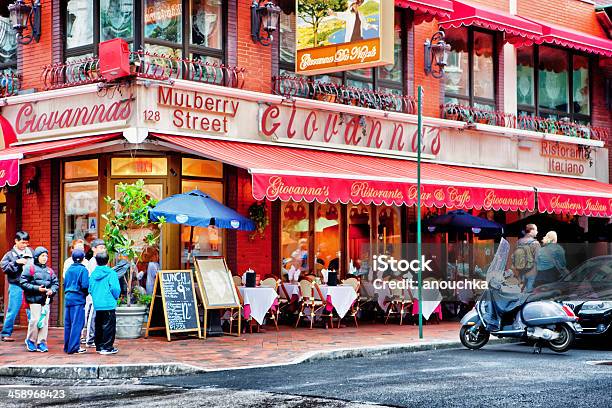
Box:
102;179;165;306
248;201;269;240
298;0;348;47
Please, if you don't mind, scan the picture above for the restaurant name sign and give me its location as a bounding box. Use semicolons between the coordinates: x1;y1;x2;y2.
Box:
255;174;535;211
540;141;588;176
296;0;394;75
538;193;612;217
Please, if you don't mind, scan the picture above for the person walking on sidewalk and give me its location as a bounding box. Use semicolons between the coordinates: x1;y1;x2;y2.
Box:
1;231;33;342
89;252;120;355
63;249;89;354
19;247;59;352
512;224;541;292
84;239;106;347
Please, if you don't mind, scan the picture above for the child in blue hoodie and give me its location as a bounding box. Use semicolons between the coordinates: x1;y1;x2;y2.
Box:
63;249;89;354
89;252;120;355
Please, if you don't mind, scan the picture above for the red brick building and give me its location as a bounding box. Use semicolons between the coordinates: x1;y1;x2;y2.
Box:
0;0;610;327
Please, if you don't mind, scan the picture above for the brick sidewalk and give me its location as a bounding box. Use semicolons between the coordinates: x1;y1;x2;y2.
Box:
0;321;460;371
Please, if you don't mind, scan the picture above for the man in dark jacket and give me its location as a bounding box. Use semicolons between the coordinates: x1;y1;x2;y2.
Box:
63;249;89;354
19;247;59;352
0;231;32;342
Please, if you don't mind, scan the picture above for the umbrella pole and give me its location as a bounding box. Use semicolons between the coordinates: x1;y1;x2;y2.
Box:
187;226;194;268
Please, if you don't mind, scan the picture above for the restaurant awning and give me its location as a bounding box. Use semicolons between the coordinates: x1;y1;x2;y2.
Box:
438;0;543;46
522;17;612;58
0;134;119;187
395;0;453;24
154;134;536;212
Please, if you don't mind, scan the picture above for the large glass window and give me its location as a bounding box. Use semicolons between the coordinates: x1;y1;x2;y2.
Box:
445;28;496;109
517;45;590;122
348;204;371;279
281;202;310;277
314;203;342;274
0;6;17;71
63;180;99;260
63;0;224;64
278;7;406;96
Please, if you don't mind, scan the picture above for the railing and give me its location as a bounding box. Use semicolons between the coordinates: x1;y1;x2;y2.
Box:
0;71;21;97
41;51;246;90
441;103;609;144
272;75;417;114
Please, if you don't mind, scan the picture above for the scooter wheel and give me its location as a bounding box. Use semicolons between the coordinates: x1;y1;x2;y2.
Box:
460;325;490;350
548;324;575;353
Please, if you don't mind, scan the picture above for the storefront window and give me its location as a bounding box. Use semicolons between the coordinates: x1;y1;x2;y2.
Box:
517;46;590;122
348;204;371;279
64;181;99;260
517;47;535;109
64;159;98;179
191;0;223;49
445;28;496;109
376;205;401;260
180;180;224;266
314;203;342;274
145;0;182;43
111;157;168;176
100;0;134;41
538;46;569;113
281;202;310;277
0;12;17;69
279;7;296;73
65;0;94;50
572;54;589;116
182;157;223;178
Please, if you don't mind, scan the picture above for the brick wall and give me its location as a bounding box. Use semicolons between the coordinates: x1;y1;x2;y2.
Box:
19;0;53;90
236;0;272;93
518;0;607;37
20;162;56;325
414;20;443;118
234;168;272;276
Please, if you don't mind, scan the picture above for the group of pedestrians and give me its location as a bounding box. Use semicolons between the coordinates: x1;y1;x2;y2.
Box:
1;231;120;355
512;224;566;292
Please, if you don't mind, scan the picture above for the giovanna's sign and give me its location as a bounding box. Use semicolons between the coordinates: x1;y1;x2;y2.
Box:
296;0;395;75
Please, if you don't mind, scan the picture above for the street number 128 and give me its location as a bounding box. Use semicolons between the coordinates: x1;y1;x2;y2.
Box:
143;110;160;122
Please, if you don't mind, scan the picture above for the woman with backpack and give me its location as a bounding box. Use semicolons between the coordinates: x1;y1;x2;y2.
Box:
19;247;59;352
512;224;540;292
535;231;566;287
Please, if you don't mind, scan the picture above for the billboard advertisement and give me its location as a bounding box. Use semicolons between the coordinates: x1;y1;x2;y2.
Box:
296;0;394;75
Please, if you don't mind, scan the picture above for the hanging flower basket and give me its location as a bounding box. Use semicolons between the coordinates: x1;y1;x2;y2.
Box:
248;201;269;240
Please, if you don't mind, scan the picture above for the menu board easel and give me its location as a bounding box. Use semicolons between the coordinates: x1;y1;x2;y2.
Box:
193;256;241;338
145;270;201;341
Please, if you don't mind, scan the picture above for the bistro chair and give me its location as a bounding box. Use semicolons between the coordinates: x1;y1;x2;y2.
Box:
295;279;327;329
225;283;246;335
339;278;360;328
313;281;335;329
384;280;413;326
277;280;295;322
259;277;280;331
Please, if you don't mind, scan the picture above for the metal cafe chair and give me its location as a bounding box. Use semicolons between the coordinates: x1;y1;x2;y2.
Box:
259;277;280;331
384;280;413;326
295;279;329;329
339;278;361;328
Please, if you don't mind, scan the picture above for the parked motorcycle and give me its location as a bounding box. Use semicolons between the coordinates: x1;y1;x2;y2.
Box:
459;238;582;353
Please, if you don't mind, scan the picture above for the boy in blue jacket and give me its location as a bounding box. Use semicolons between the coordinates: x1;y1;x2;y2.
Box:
89;252;120;355
63;249;89;354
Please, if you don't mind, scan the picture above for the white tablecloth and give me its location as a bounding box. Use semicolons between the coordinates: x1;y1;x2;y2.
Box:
361;281;392;311
279;283;300;298
239;287;278;325
318;285;357;319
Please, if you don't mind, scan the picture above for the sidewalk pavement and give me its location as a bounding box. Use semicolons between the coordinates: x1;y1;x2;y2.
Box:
0;322;485;379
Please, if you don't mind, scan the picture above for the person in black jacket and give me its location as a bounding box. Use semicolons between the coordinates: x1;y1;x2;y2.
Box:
19;247;59;352
0;231;32;342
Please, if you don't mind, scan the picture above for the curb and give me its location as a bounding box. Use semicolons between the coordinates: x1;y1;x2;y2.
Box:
0;338;519;379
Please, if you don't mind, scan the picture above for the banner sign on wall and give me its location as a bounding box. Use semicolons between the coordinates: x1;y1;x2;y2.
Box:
296;0;394;75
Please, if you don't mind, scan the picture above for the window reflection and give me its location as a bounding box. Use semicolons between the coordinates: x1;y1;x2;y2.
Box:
66;0;93;49
314;203;342;275
0;16;17;65
191;0;223;49
348;204;371;279
281;202;309;278
145;0;183;43
473;32;494;100
64;181;98;260
572;55;589;115
517;47;535;107
444;28;469;100
538;46;569;112
100;0;134;41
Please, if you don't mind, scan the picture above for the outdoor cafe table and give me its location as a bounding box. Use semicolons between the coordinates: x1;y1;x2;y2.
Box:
279;283;357;319
239;287;278;325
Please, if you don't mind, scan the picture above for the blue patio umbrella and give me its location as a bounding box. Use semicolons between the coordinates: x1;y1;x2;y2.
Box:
424;210;504;238
149;189;255;263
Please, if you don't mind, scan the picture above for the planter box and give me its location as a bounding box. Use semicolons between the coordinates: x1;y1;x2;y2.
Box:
116;305;148;339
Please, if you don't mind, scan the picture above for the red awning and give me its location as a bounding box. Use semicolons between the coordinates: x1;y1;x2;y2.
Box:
395;0;453;24
439;0;542;46
522;17;612;58
0;134;119;187
154;135;535;212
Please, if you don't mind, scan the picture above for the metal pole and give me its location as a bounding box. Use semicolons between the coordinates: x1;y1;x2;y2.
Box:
417;86;423;339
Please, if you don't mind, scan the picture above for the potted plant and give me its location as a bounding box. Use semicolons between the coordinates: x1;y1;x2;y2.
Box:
102;179;165;339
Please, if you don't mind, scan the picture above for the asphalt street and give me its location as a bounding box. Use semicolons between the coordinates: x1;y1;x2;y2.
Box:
0;340;610;408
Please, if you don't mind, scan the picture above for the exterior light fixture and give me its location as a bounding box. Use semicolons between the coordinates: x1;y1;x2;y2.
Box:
251;0;281;46
424;30;450;78
8;0;41;45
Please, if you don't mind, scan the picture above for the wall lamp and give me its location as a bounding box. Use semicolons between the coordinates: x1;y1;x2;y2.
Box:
424;30;450;79
251;0;281;46
25;166;40;195
8;0;41;45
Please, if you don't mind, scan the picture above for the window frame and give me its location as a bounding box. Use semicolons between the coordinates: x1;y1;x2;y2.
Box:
62;0;227;64
0;10;18;72
517;44;592;123
444;27;498;110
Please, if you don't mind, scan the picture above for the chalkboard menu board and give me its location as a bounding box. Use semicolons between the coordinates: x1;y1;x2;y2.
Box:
145;270;201;341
